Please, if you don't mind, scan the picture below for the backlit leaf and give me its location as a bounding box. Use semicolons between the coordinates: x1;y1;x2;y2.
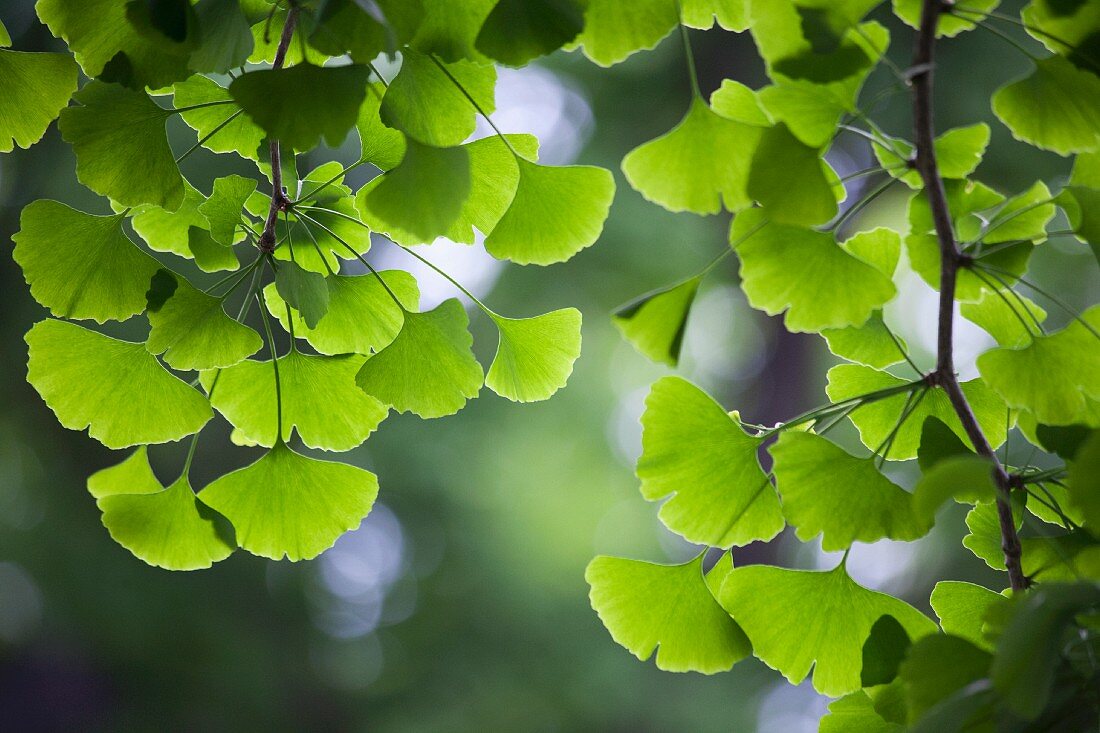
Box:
748;123;837;225
574;0;678;67
26;319;211;448
586;554;751;673
821;312;910;369
486;309;582;403
475;0;585;66
199;174;257;246
637;376;784;547
274;261;330;330
0;48;79;152
199;442;379;561
174;75;265;162
992;56;1100;155
612;276;701;367
87;447;162;499
930;580;1005;651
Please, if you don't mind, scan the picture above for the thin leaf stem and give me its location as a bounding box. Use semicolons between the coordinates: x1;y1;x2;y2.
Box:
677;10;703;99
256;288;284;444
428;54;519;158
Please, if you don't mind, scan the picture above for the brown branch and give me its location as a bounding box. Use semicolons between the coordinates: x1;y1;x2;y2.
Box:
257;7;300;254
911;0;1028;591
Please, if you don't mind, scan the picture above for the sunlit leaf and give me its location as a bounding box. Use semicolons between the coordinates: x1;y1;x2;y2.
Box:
992;56;1100;155
408;0;495;63
174;75;265;162
892;0;1000;37
586;554;751;673
190;0;254;72
1067;430;1100;532
208;350;387;452
26;319;212;448
0;48;78;152
899;634;992;722
681;0;749;31
930;580;1005;652
574;0;678;67
355;299;483;418
960;289;1047;348
485;309;582;403
356;82;406;171
13;201;160;323
612;277;701;367
748;123;837;225
274;261;329;330
873;124;990;189
200;442;379;561
199;174;256;246
475;0;585;66
87;447;162;499
59;82;183;210
821;312;910;369
637;376;784;547
717;562;936;696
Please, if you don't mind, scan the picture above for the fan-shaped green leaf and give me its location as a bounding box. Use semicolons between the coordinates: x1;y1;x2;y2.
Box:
731;210;896;332
960;289;1047;348
13;201;161;323
962;497;1023;570
26;319;211;448
826;364;1007;460
911;455;998;524
199;442;379;561
612;276;701;367
1067;430;1100;533
900;634;993;722
819;691;903;733
0;48;78;153
930;580;1005;651
992;56;1100;155
231;63;370;151
586;554;751;673
710;79;770;126
87;447;162;499
36;0;191;89
874;124;990;189
822;312;909;369
357;139;471;243
486;309;582;403
637;376;784;547
355;299;483;418
976;306;1100;425
748;123;838;225
622;98;761;215
59;82;183;210
1058;185;1100;265
130;179;229;268
1021;0;1100;73
717;563;936;696
484;157;614;265
208;350;387;451
307;0;418;62
408;0;495;63
99;476;235;571
380;49;495;147
981;181;1056;244
174;75;265;162
475;0;584;66
189;0;253;73
265;271;419;356
146;272;261;371
198;175;256;246
771;431;925;550
574;0;678;67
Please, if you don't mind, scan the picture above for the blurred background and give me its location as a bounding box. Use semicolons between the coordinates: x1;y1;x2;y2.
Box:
1;1;1095;730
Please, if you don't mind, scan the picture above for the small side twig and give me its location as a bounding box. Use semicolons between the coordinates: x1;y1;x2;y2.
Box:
257;7;300;254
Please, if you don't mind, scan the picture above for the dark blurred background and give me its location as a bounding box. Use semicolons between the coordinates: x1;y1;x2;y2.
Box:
0;1;1095;731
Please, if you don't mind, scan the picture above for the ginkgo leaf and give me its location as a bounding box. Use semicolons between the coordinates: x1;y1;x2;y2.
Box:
36;0;191;89
0;48;78;153
99;476;235;570
893;0;1000;37
992;56;1100;155
930;580;1005;652
208;351;388;452
731;210;896;332
474;0;585;66
87;447;162;499
358;134;539;246
199;442;379;561
874;124;990;188
231;64;370;151
637;376;784;547
574;0;678;67
174;75;265;162
274;261;329;329
483;157;615;265
58;82;184;210
1067;431;1100;532
770;431;926;550
819;691;902;733
189;0;254;73
1021;0;1100;72
307;0;413;62
26;319;211;448
962;498;1024;571
900;634;993;723
976;306;1100;425
710;79;771;126
960;289;1047;348
1058;185;1100;265
130;180;217;262
408;0;495;63
265;271;419;355
13;201;160;323
717;562;937;696
146;272;262;371
821;312;910;369
681;0;748;31
586;554;751;673
357;139;471;243
380;49;495;147
199;174;257;246
906;234;1034;302
612;276;701;367
355;299;483;418
621;98;762;215
356;82;406;172
826;364;1008;460
486;309;582;403
917;416;972;471
981;181;1056;244
748;123;838;225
